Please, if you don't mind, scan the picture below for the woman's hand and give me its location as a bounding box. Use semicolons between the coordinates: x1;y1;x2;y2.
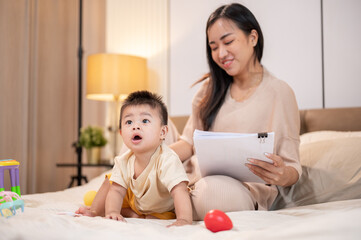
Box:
245;153;299;187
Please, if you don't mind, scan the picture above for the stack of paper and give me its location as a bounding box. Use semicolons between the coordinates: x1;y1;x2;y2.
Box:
193;130;274;183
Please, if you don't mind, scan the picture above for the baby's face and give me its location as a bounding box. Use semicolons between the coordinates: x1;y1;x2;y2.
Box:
120;104;167;154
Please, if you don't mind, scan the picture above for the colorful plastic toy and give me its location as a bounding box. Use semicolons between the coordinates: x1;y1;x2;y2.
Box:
0;191;24;218
0;159;21;196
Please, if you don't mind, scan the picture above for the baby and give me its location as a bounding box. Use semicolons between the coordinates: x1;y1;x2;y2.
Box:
76;91;192;227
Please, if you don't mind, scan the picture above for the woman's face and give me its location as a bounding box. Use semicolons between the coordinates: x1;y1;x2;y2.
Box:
207;18;257;78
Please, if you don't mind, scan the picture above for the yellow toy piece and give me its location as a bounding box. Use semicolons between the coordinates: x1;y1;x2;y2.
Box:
83;190;97;206
1;208;13;218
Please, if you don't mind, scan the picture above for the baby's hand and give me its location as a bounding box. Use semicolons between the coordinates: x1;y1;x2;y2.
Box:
105;213;126;222
167;219;192;227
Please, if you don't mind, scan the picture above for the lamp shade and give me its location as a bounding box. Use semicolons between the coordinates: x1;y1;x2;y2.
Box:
86;54;147;101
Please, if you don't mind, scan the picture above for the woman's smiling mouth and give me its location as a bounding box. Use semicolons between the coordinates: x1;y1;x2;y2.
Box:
222;59;233;68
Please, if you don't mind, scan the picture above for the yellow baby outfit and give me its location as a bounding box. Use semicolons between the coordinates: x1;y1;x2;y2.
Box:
108;143;189;219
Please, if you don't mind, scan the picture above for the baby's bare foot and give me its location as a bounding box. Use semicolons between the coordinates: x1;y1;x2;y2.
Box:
121;208;144;218
75;206;96;217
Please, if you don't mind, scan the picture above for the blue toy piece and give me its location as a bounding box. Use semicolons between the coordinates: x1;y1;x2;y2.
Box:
0;191;24;218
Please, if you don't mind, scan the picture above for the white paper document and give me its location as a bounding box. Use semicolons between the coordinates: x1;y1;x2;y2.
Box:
193;130;275;183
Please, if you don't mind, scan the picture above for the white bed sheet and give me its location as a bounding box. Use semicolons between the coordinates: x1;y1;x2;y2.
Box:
1;172;361;240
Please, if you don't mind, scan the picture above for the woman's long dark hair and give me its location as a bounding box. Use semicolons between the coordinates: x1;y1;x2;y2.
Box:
198;3;264;130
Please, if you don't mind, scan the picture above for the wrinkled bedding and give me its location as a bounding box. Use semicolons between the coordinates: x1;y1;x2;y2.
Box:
2;130;361;239
1;171;361;240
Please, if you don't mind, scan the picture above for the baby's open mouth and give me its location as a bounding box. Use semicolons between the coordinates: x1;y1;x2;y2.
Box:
132;135;142;140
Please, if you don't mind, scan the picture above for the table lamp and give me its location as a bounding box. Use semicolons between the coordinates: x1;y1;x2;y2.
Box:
86;53;147;159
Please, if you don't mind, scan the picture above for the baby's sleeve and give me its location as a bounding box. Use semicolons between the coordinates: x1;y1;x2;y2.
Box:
109;155;129;189
158;152;189;193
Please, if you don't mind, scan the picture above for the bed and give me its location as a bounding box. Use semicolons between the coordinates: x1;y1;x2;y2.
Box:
1;107;361;239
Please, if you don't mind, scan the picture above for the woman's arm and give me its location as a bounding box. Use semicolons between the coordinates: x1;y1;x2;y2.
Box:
245;80;301;187
169;140;193;162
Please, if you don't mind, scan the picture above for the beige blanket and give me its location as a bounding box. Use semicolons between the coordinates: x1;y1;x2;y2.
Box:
1;171;361;240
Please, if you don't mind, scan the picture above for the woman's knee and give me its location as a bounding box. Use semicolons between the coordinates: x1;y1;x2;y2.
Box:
190;175;256;220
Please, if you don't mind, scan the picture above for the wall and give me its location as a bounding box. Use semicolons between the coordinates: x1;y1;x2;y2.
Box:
168;0;360;116
105;0;169;157
1;0;359;193
105;0;169;103
323;0;361;108
0;0;107;194
0;0;34;194
107;0;361;117
0;0;79;193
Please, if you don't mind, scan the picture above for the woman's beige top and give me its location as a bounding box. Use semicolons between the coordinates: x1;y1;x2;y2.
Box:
181;68;301;209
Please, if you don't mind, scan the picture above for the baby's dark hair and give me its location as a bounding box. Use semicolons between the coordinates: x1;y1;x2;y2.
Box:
119;91;168;129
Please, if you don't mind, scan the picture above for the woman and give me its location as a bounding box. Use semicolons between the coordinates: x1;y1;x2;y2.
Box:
170;3;301;220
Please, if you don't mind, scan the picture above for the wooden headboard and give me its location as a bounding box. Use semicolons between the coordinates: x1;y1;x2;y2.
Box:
170;107;361;135
299;107;361;134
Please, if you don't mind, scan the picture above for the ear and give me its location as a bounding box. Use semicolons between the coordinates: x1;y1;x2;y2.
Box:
160;125;168;140
119;129;122;135
249;29;259;47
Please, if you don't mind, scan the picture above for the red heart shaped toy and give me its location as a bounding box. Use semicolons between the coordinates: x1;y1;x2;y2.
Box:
204;209;233;232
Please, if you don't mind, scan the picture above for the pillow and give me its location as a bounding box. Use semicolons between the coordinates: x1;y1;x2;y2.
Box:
271;135;361;210
300;130;361;145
